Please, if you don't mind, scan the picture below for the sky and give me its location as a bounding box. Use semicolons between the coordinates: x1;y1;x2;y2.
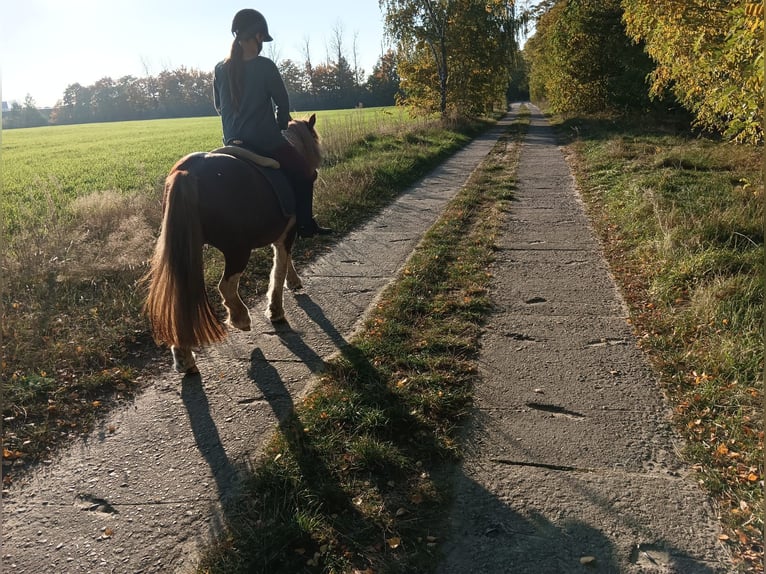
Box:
1;0;389;108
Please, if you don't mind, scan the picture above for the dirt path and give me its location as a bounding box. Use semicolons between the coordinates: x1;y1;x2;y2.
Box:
1;115;515;574
436;106;730;573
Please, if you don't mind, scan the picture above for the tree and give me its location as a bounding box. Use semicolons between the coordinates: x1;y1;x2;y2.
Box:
381;0;521;117
91;77;120;122
621;0;763;143
380;0;450;115
54;83;94;124
365;50;401;107
279;59;309;97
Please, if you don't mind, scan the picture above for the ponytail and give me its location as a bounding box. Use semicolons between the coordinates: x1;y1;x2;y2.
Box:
227;39;245;113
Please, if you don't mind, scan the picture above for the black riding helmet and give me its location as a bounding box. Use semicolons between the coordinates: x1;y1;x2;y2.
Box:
231;9;273;42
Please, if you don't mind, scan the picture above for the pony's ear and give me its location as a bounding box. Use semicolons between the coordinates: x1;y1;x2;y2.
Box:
308;113;316;128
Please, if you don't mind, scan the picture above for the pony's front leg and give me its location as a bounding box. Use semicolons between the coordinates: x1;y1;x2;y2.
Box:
266;242;289;322
284;224;302;291
171;346;198;375
285;253;302;291
219;249;252;331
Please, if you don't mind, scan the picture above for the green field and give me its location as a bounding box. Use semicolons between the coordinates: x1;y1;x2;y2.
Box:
1;107;424;234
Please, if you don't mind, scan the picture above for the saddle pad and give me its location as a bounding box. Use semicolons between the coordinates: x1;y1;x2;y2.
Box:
208;148;295;217
210;146;281;169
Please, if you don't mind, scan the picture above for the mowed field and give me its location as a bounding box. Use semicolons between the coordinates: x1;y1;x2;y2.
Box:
1;106;420;234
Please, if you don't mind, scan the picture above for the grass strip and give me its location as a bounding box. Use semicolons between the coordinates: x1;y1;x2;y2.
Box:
195;111;529;574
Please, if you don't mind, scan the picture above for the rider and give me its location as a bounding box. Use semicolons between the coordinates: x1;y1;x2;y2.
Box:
213;8;331;238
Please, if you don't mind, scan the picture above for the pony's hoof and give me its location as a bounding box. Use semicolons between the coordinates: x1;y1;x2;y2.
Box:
227;319;252;332
171;346;197;374
288;281;303;291
268;311;286;323
183;365;200;376
226;310;252;331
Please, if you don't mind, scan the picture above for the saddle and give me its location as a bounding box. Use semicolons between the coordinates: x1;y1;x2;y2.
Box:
208;145;295;217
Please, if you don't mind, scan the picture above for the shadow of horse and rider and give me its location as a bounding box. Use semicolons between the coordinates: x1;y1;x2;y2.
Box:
178;293;721;573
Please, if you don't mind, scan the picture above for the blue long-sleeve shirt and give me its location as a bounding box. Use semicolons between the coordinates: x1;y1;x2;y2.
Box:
213;56;291;153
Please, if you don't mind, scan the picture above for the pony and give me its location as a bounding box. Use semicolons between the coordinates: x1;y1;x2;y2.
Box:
144;114;321;375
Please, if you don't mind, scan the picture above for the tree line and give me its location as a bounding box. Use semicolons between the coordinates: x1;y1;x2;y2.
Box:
2;49;401;129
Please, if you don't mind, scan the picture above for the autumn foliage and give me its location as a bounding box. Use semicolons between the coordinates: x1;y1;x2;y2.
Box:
525;0;764;144
525;0;655;114
621;0;764;143
380;0;522;117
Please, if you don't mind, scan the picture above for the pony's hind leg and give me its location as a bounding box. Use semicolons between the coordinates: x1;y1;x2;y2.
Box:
172;346;198;375
267;241;289;322
219;249;252;331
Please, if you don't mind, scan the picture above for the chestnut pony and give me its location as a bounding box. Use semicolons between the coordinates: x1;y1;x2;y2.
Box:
144;114;321;375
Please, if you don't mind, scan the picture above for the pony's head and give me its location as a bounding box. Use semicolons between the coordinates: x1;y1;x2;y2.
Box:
285;113;321;171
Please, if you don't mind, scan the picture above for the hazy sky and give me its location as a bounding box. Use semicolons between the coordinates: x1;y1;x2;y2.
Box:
1;0;388;108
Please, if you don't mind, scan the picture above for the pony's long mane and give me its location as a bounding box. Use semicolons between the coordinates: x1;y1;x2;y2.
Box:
285;118;322;172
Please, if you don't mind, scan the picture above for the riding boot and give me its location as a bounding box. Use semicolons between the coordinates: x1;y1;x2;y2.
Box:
296;183;332;238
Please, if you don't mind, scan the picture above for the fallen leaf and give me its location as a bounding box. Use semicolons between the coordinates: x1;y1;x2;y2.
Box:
387;537;401;549
580;556;596;565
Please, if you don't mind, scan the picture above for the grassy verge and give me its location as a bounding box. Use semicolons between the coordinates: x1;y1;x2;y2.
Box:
0;112;489;488
556;114;763;572
195;112;528;573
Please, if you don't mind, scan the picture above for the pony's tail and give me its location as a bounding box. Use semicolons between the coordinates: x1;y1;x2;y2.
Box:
143;170;227;348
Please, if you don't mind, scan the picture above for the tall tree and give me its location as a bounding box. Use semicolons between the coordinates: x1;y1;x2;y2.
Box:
55;83;94;124
381;0;521;117
380;0;450;115
365;49;401;107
